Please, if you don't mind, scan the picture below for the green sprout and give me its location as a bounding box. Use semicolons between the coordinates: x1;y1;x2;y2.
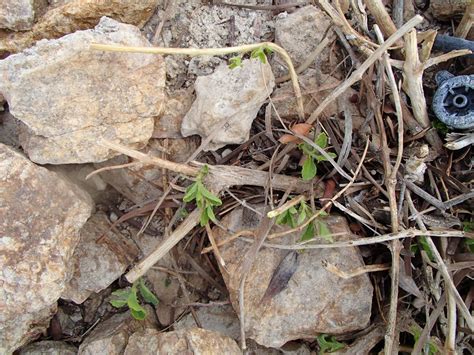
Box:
275;199;332;242
298;132;337;181
109;278;159;320
228;45;273;69
316;334;345;354
411;326;438;355
183;165;222;226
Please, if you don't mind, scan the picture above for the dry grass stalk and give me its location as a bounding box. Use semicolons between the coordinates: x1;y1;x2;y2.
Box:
91;41;305;119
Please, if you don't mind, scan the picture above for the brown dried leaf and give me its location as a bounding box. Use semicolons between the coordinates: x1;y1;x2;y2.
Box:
260;251;299;304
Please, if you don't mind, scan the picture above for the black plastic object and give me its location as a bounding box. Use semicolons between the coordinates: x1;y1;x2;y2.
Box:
433;34;474;59
432;71;474;130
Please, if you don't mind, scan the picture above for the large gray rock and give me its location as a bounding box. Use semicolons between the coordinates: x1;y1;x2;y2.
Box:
181;58;275;151
61;212;139;304
0;17;166;164
0;0;160;53
175;304;240;340
0;143;93;353
19;341;77;355
212;208;373;348
78;312;155;355
124;328;241;354
0;0;36;31
275;5;332;68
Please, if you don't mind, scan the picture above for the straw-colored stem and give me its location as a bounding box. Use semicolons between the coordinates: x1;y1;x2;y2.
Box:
91;41;304;119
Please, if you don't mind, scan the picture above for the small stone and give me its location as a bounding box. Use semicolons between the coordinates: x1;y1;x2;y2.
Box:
0;0;36;31
0;0;160;53
181;59;275;151
78;312;155;355
153;88;195;139
124;328;241;354
0;143;93;353
212;207;373;348
19;341;77;355
175;305;240;341
61;212;140;304
275;5;332;68
0;17;166;164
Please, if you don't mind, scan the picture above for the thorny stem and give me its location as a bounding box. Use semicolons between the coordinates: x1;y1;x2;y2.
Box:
90;41;305;119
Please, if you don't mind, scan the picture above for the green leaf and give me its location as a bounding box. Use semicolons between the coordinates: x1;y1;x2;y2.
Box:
411;326;438;355
300;222;315;242
302;157;317;180
110;299;128;308
111;288;131;299
250;47;267;64
297;209;306;225
130;308;147;320
206;205;217;223
317;334;345;354
228;56;242;69
276;210;289;225
316;220;332;242
138;279;159;306
126;287;144;312
419;236;434;261
263;46;273;55
200;186;222;206
314;132;328;148
183;182;198;202
200;209;210;226
466;239;474;253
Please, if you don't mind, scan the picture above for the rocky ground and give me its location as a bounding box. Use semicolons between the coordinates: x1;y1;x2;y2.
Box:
0;0;473;354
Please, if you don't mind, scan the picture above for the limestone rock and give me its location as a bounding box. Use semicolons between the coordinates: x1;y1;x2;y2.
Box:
62;212;140;304
124;328;241;354
0;143;93;353
0;17;166;164
96;137;199;204
175;305;240;340
275;5;332;68
271;70;365;130
0;0;160;53
153;88;195;139
212;207;373;348
78;312;155;355
19;341;77;355
0;0;36;31
181;58;275;151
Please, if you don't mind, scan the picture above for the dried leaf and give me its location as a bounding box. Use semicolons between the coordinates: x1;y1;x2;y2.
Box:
260;251;299;304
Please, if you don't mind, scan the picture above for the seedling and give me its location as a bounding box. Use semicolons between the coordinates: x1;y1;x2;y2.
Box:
183;165;222;226
275;199;332;242
109;278;159;320
298;132;337;181
228;45;273;69
316;334;345;354
410;326;438;355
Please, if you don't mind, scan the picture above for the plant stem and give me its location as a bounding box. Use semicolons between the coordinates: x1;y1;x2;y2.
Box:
91;41;304;119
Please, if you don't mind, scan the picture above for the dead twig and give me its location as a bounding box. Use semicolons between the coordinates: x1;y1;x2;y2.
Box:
91;41;305;119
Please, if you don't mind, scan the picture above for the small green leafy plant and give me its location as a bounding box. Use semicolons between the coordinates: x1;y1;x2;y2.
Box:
316;334;345;354
110;278;159;320
463;221;474;252
228;45;273;69
183;165;222;226
410;326;438;355
410;236;435;262
298;132;337;181
276;199;332;242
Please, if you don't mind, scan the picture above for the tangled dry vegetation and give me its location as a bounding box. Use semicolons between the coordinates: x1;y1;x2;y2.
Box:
86;1;473;353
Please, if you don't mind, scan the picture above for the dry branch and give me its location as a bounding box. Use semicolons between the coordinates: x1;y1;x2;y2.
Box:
100;141;322;283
